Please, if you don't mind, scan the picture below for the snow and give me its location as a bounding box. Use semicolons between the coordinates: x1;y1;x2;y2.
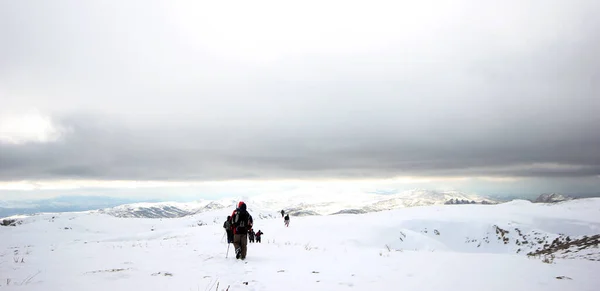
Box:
1;199;599;290
90;190;497;219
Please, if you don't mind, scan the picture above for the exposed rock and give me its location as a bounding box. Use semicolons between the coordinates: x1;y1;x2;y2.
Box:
330;209;367;215
534;193;572;203
1;219;22;226
445;199;496;205
527;234;600;259
286;210;320;217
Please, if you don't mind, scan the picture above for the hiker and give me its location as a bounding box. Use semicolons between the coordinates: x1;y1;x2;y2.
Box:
249;229;255;243
230;201;253;260
280;210;285;217
255;230;264;243
223;216;233;243
284;214;290;227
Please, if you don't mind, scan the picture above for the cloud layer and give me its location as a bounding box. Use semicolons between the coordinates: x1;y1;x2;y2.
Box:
1;0;599;192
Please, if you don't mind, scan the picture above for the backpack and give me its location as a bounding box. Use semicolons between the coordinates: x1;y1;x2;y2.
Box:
232;208;251;233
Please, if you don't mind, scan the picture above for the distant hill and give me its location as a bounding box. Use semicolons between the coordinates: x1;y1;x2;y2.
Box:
0;196;158;218
534;193;573;203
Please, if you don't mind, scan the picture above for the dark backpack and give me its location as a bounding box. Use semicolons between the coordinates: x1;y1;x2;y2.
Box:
232;209;251;233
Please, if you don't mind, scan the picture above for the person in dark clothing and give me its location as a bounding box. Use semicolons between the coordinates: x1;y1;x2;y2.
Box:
230;201;253;260
280;210;285;217
249;229;255;243
284;214;290;227
223;216;234;243
255;230;264;243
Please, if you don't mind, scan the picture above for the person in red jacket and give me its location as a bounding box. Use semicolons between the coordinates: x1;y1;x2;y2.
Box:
255;230;264;243
229;201;253;260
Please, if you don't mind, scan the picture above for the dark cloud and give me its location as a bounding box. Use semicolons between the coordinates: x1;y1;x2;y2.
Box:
1;112;599;181
1;0;599;187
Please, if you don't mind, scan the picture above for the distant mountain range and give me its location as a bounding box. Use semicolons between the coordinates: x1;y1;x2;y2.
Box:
0;196;159;218
96;200;235;218
4;190;595;220
94;190;498;219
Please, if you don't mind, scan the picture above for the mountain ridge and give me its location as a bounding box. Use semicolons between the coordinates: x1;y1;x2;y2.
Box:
95;190;497;219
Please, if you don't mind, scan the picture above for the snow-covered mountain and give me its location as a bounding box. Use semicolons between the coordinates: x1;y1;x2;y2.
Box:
97;200;237;218
0;196;154;218
96;190;496;219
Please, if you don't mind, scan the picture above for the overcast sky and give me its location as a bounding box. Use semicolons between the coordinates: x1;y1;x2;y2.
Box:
1;0;599;201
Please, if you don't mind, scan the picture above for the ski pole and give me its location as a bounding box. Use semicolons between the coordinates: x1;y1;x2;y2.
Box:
226;242;230;258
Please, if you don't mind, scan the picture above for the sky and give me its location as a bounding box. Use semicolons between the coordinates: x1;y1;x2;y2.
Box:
1;0;599;202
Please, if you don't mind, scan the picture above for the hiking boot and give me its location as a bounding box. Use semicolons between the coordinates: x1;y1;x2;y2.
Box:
235;248;241;259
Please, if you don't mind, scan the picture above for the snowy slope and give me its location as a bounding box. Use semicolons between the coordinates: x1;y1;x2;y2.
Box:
1;198;599;290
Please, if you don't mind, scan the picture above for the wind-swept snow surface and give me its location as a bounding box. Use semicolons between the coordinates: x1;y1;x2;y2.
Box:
1;199;599;290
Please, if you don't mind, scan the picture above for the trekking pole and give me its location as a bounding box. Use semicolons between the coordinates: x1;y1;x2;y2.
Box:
226;242;230;258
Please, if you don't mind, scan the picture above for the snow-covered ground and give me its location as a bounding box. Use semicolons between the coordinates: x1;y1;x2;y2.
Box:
1;199;600;290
